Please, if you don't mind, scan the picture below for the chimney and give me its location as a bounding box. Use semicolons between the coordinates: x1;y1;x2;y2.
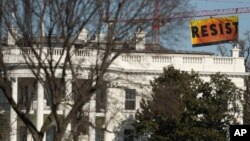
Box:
78;28;88;42
7;29;16;46
231;44;240;57
135;29;146;50
96;33;107;41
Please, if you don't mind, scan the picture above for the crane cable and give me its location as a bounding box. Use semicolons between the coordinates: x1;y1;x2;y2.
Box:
193;0;250;4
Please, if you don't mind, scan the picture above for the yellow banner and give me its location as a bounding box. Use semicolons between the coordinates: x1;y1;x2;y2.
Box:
190;16;238;47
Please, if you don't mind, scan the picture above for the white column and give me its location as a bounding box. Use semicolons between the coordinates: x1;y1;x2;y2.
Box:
64;79;72;139
27;133;33;141
135;30;146;50
10;77;18;141
36;81;45;141
88;94;96;141
231;44;240;58
104;88;123;141
7;29;16;46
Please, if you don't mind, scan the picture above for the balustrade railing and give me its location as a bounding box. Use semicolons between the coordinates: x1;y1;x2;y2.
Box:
75;49;91;56
213;57;233;64
121;55;143;62
183;57;203;64
152;56;172;63
2;47;244;72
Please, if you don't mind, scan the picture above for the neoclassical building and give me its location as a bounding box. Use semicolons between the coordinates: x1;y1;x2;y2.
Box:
0;30;247;141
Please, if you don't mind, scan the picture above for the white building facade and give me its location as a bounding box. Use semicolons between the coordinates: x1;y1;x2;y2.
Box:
0;32;247;141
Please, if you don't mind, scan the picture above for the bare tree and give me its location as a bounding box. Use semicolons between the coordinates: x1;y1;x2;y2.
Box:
235;31;250;124
218;31;250;124
0;0;192;141
239;31;250;71
0;111;10;141
216;44;231;57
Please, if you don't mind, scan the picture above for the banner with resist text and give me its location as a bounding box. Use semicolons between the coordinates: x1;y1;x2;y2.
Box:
190;16;238;47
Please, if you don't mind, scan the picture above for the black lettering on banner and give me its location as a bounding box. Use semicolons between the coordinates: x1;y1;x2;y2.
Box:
230;125;250;141
201;25;208;37
233;22;238;34
225;23;232;34
210;24;217;36
191;21;238;40
219;23;224;34
191;26;199;38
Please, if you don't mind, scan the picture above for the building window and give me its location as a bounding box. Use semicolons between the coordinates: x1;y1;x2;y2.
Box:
0;90;10;110
125;89;136;110
19;85;29;108
124;129;135;141
96;89;106;113
95;128;104;141
45;88;52;106
46;126;56;141
19;127;27;141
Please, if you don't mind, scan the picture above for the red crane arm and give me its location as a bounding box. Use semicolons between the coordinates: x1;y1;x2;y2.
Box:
105;7;250;23
170;7;250;19
104;7;250;43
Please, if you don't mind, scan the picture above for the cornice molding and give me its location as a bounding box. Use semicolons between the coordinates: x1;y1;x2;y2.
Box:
5;64;249;78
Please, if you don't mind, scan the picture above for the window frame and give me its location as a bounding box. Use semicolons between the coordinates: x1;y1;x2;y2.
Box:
95;128;105;141
124;129;135;141
125;89;136;110
19;126;28;141
19;85;29;108
46;126;56;141
0;90;10;110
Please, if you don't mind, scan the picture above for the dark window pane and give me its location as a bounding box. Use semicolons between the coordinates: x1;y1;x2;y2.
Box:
0;90;10;110
96;89;106;113
124;129;134;141
46;127;56;141
95;128;104;141
125;89;136;110
19;127;27;141
125;89;136;99
125;101;135;110
19;85;29;108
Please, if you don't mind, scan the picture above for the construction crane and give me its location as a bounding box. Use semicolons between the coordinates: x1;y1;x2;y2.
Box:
170;7;250;19
105;5;250;43
152;0;160;43
102;0;250;43
154;6;250;43
155;6;250;43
